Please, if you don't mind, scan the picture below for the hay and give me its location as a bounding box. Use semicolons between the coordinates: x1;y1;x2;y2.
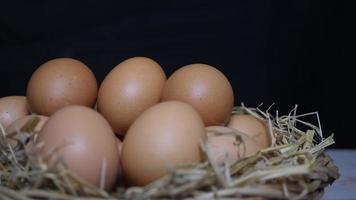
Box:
0;103;339;200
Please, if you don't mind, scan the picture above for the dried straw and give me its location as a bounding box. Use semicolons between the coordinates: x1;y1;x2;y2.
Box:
0;103;339;200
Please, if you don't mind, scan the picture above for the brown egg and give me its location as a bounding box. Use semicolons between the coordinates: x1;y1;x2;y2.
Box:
116;137;122;157
116;137;123;173
115;137;125;185
0;96;29;128
227;114;270;148
37;106;119;190
161;64;234;126
121;101;206;186
27;58;98;116
97;57;166;135
6;115;48;135
206;126;262;165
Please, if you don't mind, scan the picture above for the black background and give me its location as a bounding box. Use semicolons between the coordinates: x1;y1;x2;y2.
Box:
0;1;354;148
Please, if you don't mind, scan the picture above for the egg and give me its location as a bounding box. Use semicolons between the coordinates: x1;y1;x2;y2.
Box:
116;137;122;158
116;137;123;173
121;101;206;186
161;64;234;126
227;114;270;148
115;137;124;185
37;106;119;190
97;57;166;135
27;58;98;116
6;115;48;135
206;126;262;165
5;115;48;148
0;96;29;128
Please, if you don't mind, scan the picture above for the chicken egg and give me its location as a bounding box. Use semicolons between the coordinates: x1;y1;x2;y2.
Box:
206;126;263;165
115;137;124;185
37;106;119;190
97;57;166;135
227;114;270;148
121;101;206;186
161;64;234;126
27;58;98;116
5;114;48;148
0;96;29;128
116;137;123;174
6;114;48;135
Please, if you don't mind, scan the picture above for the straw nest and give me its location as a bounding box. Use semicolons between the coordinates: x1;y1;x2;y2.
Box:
0;103;339;200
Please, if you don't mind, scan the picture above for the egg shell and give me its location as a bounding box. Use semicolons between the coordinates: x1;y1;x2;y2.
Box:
121;101;206;186
206;126;263;165
227;114;270;148
116;137;122;158
27;58;98;116
6;114;48;135
116;137;123;174
161;64;234;126
0;96;29;128
115;137;124;185
37;106;119;190
97;57;166;135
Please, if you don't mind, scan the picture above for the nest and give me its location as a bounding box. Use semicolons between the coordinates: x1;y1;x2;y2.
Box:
0;103;339;200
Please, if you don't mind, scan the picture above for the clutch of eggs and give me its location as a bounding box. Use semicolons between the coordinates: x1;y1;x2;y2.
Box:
0;56;272;189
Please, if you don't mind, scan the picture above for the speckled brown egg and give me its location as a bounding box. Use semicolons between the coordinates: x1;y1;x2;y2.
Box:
121;101;206;186
37;106;119;190
161;64;234;126
6;114;48;135
227;114;270;148
97;57;166;135
27;58;98;116
0;96;29;128
206;126;263;165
